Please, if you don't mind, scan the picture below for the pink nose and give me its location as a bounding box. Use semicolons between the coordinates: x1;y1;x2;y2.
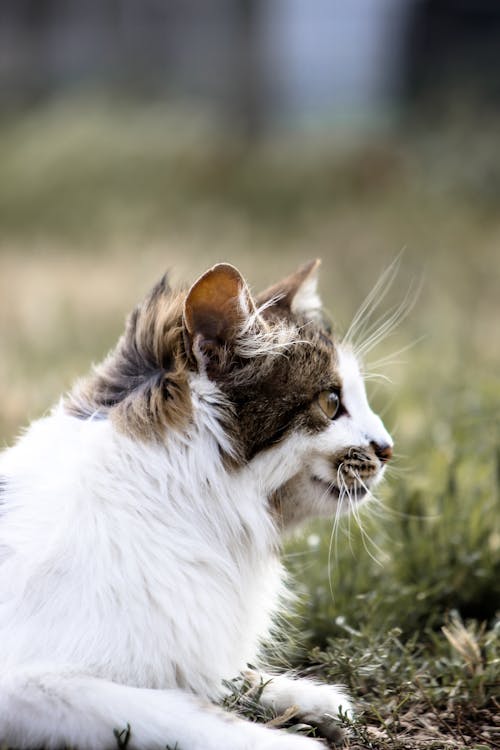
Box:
371;441;393;463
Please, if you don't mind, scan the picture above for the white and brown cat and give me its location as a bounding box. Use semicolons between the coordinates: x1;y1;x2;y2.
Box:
0;260;392;749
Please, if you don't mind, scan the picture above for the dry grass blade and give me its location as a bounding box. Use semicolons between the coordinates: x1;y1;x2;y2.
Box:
265;705;300;727
442;616;484;676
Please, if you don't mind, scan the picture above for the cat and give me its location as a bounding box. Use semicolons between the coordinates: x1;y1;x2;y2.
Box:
0;260;393;749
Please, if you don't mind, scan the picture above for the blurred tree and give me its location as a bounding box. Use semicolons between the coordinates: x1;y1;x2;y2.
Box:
405;0;500;114
232;0;265;141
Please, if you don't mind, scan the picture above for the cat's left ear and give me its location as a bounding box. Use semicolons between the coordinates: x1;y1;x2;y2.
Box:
256;259;322;320
183;263;257;374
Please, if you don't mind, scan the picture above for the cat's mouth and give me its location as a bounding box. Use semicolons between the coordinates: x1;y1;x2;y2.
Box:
311;474;369;502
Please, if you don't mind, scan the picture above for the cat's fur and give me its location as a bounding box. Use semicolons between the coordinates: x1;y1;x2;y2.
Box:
0;261;392;749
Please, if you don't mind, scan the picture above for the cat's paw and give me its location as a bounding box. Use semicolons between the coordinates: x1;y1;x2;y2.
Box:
295;683;352;743
247;672;351;744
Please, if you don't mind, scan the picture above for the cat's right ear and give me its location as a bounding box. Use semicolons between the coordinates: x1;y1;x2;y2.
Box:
183;263;256;375
256;259;322;321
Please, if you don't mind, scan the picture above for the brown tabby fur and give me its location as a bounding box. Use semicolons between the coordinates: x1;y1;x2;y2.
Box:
66;276;192;441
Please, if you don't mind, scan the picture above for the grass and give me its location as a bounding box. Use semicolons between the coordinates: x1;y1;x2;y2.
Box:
0;99;499;748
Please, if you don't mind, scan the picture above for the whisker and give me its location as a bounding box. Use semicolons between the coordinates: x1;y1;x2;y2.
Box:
383;505;440;521
364;488;440;521
340;474;357;558
325;467;350;601
327;488;345;602
354;277;421;358
355;300;409;354
365;335;427;372
383;463;411;478
362;372;394;384
348;475;385;565
343;252;404;346
344;259;423;367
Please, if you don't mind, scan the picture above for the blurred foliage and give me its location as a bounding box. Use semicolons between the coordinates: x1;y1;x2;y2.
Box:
1;98;500;241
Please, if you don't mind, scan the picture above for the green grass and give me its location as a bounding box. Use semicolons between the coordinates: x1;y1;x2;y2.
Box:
0;99;499;749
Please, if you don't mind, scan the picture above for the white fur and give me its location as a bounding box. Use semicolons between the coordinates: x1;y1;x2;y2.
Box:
0;340;390;747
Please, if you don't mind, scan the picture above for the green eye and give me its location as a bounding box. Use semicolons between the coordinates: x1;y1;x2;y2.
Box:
318;390;340;420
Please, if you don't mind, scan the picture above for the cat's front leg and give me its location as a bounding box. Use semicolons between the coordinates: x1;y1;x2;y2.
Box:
245;670;352;744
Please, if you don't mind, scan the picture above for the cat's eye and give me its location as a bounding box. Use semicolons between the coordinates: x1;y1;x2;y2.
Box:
318;390;341;420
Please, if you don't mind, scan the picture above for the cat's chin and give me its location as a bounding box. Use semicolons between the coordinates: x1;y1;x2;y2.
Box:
311;475;369;504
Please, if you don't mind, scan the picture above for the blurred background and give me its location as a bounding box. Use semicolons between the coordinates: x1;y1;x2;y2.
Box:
1;0;499;436
0;1;499;731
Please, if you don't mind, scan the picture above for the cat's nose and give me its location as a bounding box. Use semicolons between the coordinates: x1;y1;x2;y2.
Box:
371;441;393;463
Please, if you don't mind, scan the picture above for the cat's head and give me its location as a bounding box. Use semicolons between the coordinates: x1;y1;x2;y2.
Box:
183;261;393;527
67;261;392;527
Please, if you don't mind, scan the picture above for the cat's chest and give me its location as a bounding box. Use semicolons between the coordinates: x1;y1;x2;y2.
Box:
84;484;285;695
103;512;285;695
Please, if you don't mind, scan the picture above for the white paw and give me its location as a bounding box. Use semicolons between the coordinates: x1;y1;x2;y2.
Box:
297;683;352;739
252;674;352;744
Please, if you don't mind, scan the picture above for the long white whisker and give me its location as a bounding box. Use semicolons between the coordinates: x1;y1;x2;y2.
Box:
328;484;345;602
365;336;427;371
362;372;394;384
355;298;409;353
343;253;403;346
348;475;385;565
354;278;421;357
343;481;356;557
347;269;423;372
337;470;356;557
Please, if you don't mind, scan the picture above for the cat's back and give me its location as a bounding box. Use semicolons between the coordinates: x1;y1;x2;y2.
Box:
0;405;122;558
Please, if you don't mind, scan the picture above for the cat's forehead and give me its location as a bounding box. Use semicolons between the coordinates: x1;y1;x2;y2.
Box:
224;316;338;390
283;317;340;383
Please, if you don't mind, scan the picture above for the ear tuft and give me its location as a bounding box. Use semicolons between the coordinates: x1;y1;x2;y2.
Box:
257;259;322;319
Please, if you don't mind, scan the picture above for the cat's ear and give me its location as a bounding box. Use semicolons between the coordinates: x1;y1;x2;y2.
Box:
256;259;322;320
183;263;257;373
